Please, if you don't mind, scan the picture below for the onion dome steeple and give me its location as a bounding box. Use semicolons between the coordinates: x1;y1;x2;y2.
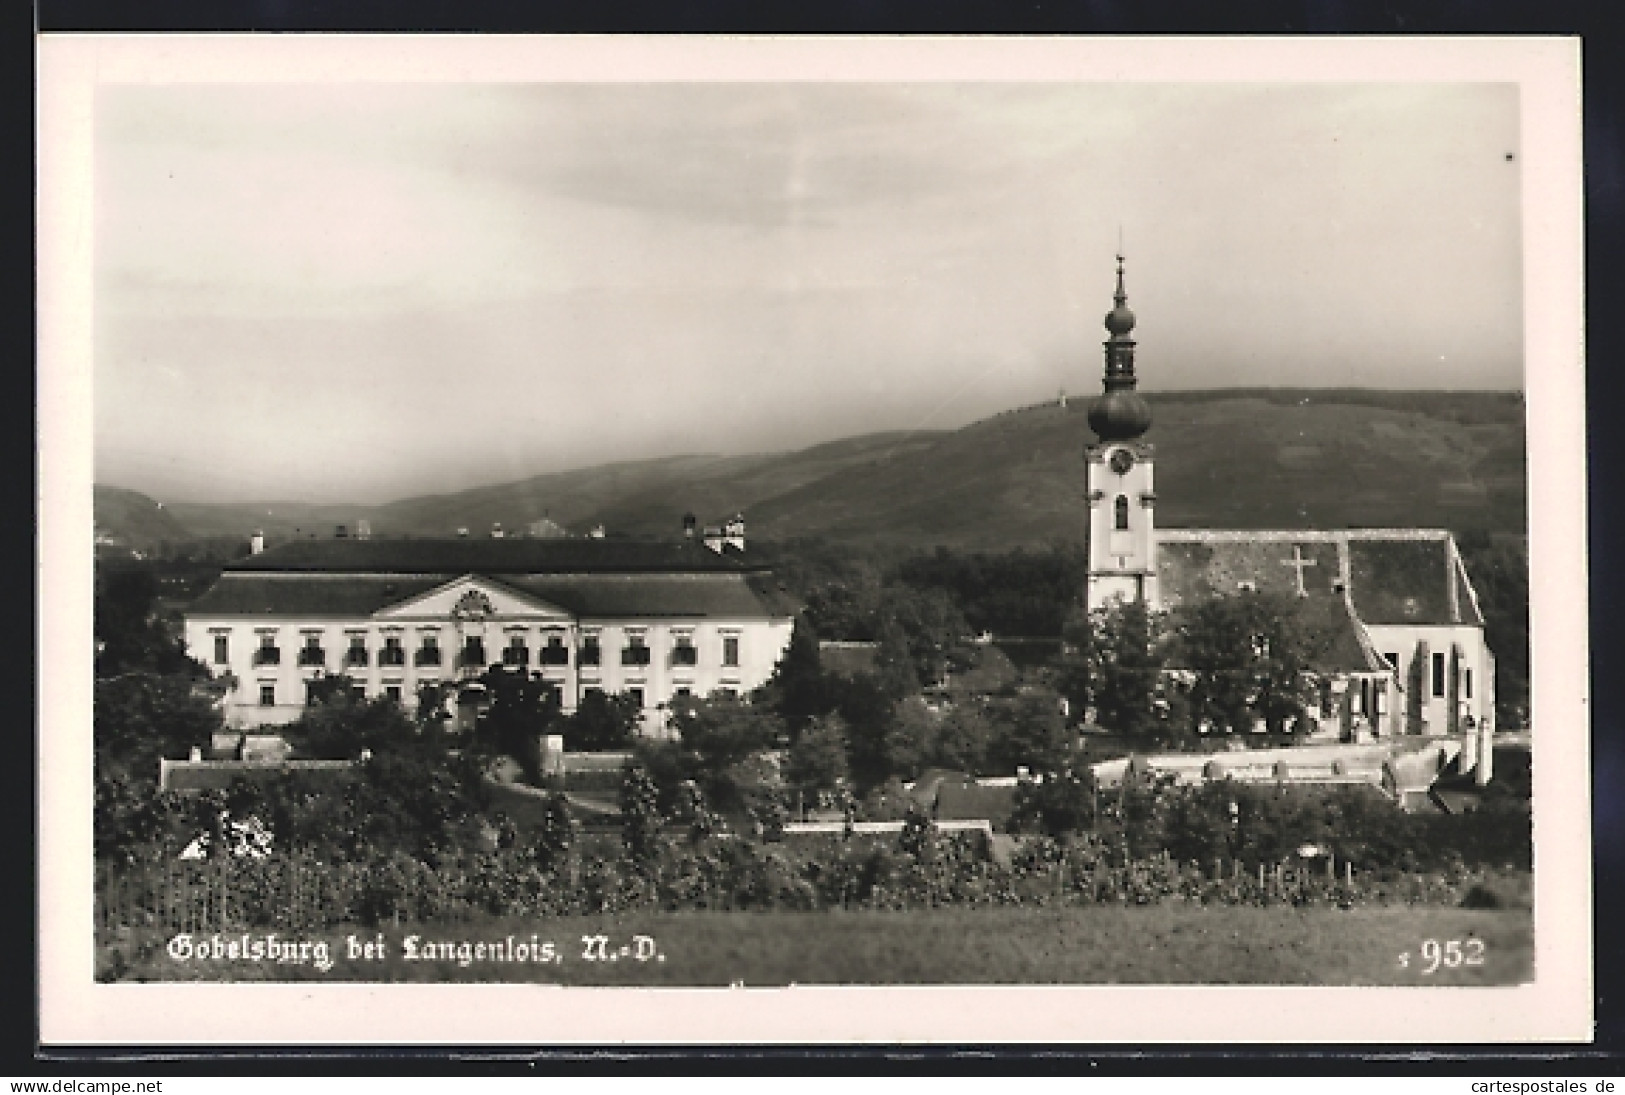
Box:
1087;253;1153;443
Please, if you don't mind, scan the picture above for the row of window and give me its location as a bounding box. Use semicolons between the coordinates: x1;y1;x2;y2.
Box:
253;679;737;709
222;631;742;670
1381;651;1474;701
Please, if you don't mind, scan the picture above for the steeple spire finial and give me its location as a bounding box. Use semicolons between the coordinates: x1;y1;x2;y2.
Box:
1088;250;1152;442
1104;251;1136;340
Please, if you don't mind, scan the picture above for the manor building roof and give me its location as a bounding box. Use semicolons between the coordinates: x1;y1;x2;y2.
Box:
189;570;798;620
224;536;762;575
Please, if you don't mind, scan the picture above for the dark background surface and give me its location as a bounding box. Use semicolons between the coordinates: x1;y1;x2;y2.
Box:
26;0;1625;1075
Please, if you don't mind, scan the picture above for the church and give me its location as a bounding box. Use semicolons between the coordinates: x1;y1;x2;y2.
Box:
183;525;798;734
1078;257;1497;778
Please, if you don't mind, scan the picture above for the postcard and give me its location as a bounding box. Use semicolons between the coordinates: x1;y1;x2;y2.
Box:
38;34;1589;1045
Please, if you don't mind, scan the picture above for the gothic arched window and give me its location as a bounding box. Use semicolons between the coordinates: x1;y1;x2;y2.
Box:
1114;494;1130;531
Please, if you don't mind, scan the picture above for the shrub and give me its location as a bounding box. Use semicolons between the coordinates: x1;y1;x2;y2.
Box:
1010;768;1098;839
619;768;665;866
95;832;1534;935
563;691;641;751
532;793;576;875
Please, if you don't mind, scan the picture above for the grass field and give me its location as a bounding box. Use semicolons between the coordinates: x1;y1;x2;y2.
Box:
105;903;1532;986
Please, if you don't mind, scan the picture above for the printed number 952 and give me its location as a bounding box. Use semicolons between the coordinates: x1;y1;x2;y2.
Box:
1399;939;1486;973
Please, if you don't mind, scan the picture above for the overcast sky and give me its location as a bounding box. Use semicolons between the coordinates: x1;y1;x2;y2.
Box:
94;82;1522;504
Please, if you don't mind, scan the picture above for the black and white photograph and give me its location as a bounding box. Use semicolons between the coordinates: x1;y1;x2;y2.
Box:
38;35;1589;1044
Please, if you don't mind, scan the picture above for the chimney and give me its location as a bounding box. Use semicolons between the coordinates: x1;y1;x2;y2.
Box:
250;530;265;555
683;512;697;538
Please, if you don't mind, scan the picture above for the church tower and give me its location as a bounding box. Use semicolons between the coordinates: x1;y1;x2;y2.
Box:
1084;255;1157;612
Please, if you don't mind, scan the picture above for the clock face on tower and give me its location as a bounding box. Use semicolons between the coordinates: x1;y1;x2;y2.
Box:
1109;449;1135;475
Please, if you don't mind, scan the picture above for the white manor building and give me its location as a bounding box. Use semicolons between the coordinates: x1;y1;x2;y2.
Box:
1078;256;1498;778
183;530;798;734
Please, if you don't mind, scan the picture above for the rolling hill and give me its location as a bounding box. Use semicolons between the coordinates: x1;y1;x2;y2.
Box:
99;389;1525;553
746;390;1526;548
93;485;195;551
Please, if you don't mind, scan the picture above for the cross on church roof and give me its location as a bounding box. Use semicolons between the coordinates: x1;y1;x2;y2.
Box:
1282;544;1317;597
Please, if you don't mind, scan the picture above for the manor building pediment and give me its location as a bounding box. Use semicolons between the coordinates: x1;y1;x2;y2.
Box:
376;574;572;623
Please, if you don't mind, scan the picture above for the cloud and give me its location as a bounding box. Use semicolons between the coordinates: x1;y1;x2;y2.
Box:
92;82;1523;503
467;85;1015;229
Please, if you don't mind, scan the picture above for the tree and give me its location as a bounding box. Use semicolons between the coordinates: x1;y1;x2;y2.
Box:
857;775;914;822
882;695;937;782
1083;598;1168;739
876;585;975;690
930;702;995;775
94;671;223;781
670;694;784;773
785;713;850;799
833;672;905;793
1054;603;1095;718
93;559;227;860
414;681;453;732
94;562;207;679
894;544;1091;638
564;690;641;751
628;737;692;819
898;803;935;861
1055;598;1167;739
761;614;832;735
1172;591;1329;739
985;687;1073;775
224;743;489;863
675;779;718;843
302;672;356;709
769;539;895;641
667;694;786;816
472;668;564;778
94;775;195;864
284;677;424;760
725;752;788;839
619;766;665;866
533;792;576;874
1010;766;1099;839
341;746;491;860
871;615;919;697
